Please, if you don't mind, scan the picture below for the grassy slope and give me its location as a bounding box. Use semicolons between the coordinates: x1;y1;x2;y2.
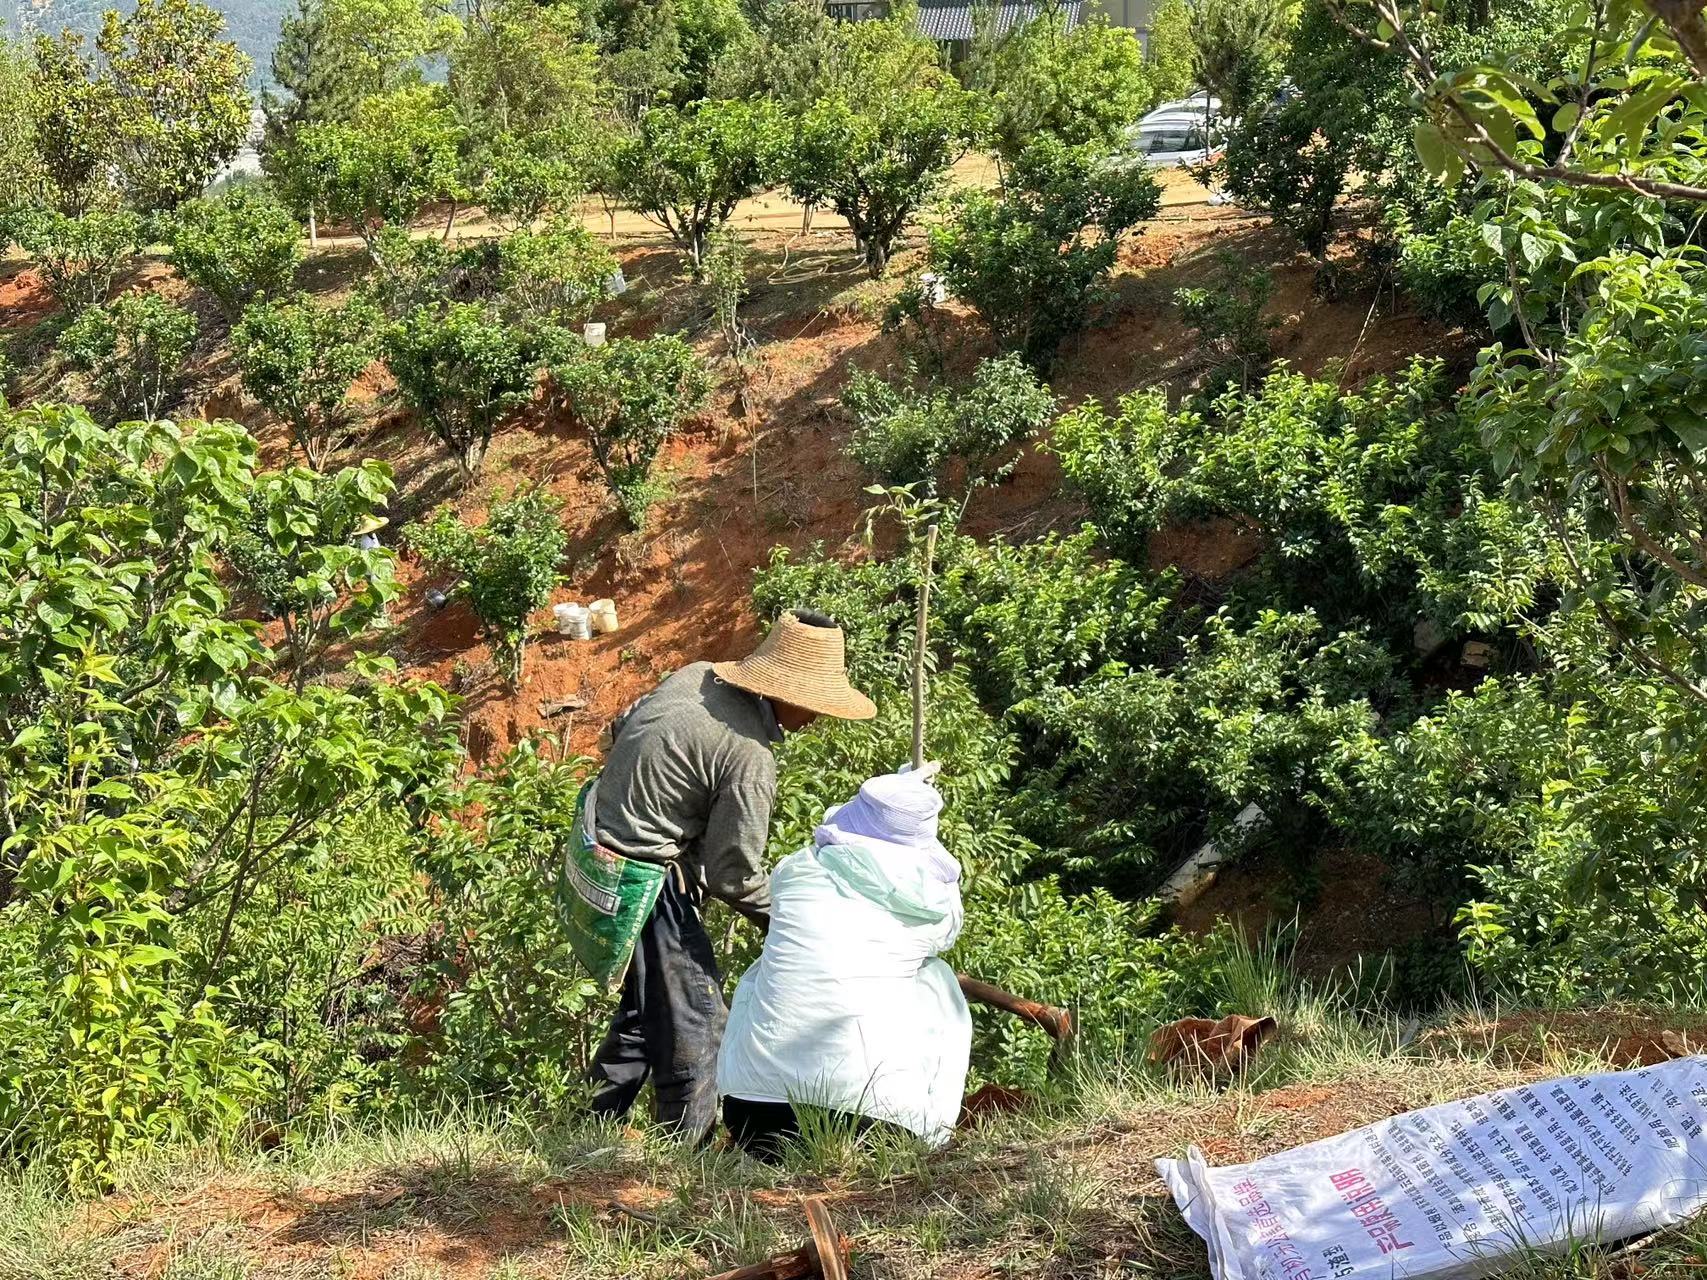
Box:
7;979;1707;1280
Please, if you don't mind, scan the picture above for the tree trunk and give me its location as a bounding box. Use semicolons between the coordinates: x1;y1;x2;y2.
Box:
308;208;318;249
442;199;459;242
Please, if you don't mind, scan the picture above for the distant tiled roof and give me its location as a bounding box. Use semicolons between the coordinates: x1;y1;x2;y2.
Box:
915;0;1085;42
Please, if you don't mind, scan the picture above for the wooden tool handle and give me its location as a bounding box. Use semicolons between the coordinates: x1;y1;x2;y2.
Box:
957;972;1074;1043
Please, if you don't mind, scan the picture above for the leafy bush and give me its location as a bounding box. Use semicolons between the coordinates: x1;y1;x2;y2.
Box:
498;218;616;325
548;334;710;527
168;186;305;320
411;740;605;1106
232;292;380;468
1222;100;1348;277
0;403;457;1186
784;71;983;277
614;99;785;267
1391;209;1502;327
480;127;587;230
405;488;567;686
224;462;399;683
383;302;536;475
1173;251;1276;390
935;527;1173;707
929;137;1160;365
1010;609;1391;887
843;353;1055;498
969;10;1152;162
59;291;198;420
1051;360;1547;635
12;208;142;313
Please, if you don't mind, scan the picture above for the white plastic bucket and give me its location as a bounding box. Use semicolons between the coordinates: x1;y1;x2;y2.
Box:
589;598;619;634
583;322;607;348
553;602;591;639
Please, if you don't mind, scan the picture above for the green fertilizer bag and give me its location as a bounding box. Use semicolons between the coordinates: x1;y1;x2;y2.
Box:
560;778;666;993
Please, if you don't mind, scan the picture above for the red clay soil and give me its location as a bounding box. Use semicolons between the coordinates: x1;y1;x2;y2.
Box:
351;201;1472;770
1169;846;1443;979
0;266;53;331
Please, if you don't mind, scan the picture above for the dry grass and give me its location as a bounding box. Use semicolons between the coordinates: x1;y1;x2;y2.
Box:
7;975;1703;1280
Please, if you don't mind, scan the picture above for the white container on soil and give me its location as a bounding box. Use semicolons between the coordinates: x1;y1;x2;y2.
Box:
553;602;592;640
589;599;620;634
583;321;607;348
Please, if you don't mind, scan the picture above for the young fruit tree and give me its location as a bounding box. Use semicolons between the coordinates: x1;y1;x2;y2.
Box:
968;10;1154;162
497;219;617;326
11;209;142;313
168;187;306;321
613;98;785;267
383;302;536;476
277;86;464;262
60;291;199;421
844;353;1057;500
0;403;456;1187
232;293;381;468
782;14;984;278
223;461;399;686
785;84;983;278
404;488;567;686
548;334;710;528
929;137;1161;366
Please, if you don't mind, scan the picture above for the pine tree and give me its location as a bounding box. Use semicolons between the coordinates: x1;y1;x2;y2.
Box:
260;0;361;161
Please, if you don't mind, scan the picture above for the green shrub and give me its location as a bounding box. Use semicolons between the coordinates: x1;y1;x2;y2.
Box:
970;11;1153;162
59;291;198;420
547;334;710;527
929;137;1160;365
232;292;380;468
167;186;305;320
384;302;536;475
843;354;1055;499
935;527;1173;707
405;487;567;686
784;72;983;278
223;461;399;683
1173;251;1276;390
1010;609;1392;888
498;218;616;325
13;208;142;313
411;740;605;1107
480;127;587;230
1391;209;1503;327
614;98;785;267
0;402;458;1186
1051;360;1547;636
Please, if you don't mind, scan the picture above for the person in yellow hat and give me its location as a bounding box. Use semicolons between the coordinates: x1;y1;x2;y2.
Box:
575;610;875;1141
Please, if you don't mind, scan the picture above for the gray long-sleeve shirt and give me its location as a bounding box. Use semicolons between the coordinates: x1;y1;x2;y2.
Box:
585;662;780;921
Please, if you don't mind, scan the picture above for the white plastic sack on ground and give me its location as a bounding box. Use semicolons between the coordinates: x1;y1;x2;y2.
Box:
1159;1055;1707;1280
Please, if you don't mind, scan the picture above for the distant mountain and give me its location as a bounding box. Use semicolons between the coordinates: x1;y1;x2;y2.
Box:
4;0;288;89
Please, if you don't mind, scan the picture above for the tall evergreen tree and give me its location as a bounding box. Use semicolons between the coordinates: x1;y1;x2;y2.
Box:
260;0;361;160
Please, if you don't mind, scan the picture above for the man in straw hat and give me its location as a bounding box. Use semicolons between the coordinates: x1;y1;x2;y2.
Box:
577;610;875;1141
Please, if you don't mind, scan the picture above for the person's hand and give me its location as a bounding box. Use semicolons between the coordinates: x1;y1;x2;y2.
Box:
897;760;942;781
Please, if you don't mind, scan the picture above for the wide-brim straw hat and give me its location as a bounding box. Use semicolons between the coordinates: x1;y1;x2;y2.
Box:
714;611;877;721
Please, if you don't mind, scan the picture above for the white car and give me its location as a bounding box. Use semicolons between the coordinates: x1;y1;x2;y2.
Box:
1128;96;1223;169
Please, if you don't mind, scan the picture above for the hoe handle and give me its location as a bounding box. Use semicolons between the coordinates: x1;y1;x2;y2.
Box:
957;973;1074;1043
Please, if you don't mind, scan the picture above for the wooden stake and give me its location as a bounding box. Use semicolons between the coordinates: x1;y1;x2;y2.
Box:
911;523;939;771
